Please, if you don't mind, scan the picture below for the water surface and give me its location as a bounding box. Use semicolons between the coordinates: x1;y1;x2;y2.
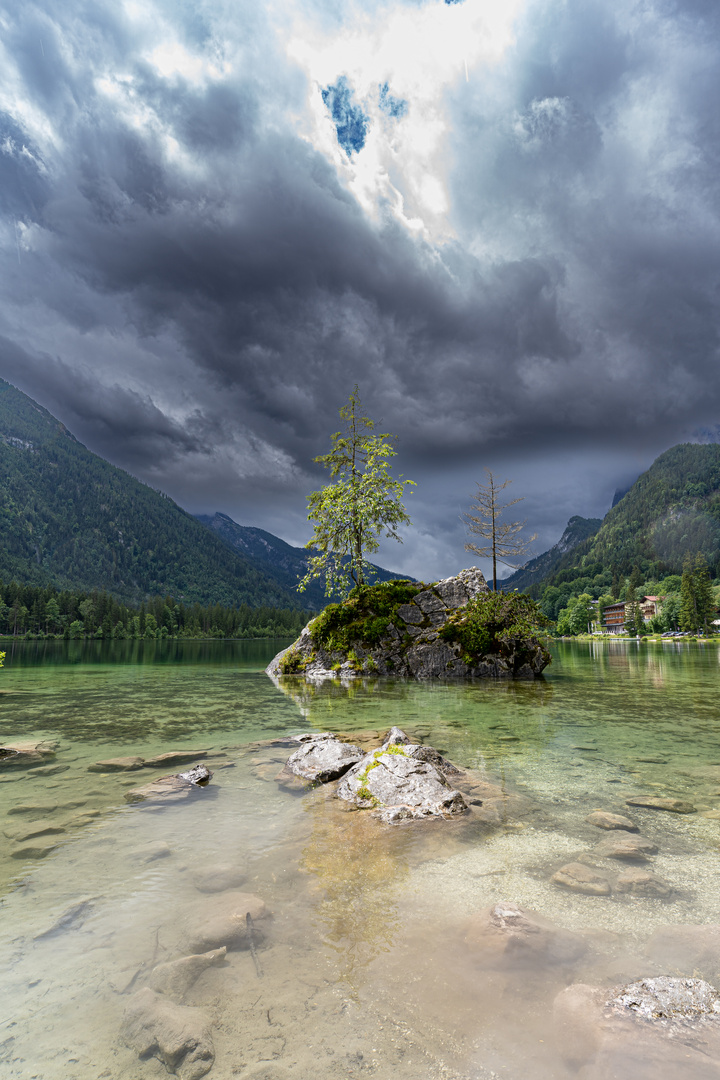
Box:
1;638;720;1079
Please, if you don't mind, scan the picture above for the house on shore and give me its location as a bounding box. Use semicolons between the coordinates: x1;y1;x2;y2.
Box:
600;596;664;634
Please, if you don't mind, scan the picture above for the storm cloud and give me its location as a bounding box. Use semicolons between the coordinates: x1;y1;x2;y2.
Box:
1;0;719;579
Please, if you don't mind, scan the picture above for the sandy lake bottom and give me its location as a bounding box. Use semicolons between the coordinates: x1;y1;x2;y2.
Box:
1;637;720;1080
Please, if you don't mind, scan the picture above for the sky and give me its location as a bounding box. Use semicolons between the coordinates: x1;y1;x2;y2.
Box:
1;0;719;583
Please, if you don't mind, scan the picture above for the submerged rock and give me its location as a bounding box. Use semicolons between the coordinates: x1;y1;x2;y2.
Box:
149;947;227;1002
615;868;673;898
586;810;639;832
192;862;247;894
121;987;214;1080
551;862;612;895
465;903;587;967
88;756;145;772
593;834;658;861
266;569;550;682
182;891;269;953
336;739;468;824
125;764;213;804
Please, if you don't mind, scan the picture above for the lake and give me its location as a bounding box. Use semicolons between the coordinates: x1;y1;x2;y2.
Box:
1;637;720;1080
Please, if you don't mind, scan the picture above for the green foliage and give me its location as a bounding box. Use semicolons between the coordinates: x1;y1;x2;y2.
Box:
278;645;316;674
679;553;715;633
0;651;4;667
0;379;308;610
299;386;415;597
439;592;550;666
309;579;420;652
556;593;594;636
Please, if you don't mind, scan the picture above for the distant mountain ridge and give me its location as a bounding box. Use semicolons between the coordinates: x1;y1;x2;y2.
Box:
196;512;405;609
0;378;402;609
500;516;602;592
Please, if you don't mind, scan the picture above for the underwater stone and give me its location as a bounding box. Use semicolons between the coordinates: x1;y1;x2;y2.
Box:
615;868;673;897
88;756;145;772
182;891;269;953
626;795;697;814
594;834;658;861
121;987;214;1080
465;903;586;967
586;810;639;831
149;947;227;1002
124;765;213;804
551;862;612;895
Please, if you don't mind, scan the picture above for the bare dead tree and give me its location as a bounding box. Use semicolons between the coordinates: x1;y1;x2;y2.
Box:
463;469;537;592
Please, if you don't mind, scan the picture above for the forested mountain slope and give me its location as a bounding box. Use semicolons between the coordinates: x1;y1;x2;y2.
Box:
197;512;406;609
0;379;307;607
537;444;720;591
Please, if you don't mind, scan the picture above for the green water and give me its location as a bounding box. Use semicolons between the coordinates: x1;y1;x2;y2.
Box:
1;639;720;1080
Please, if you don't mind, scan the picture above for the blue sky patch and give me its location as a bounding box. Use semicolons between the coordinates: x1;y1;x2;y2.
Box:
379;83;407;119
321;77;368;155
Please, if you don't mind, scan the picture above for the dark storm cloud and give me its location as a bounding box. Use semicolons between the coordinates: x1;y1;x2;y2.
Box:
1;0;719;577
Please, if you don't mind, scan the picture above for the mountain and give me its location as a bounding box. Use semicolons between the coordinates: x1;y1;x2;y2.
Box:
196;512;407;609
535;444;720;591
0;379;308;608
500;516;603;592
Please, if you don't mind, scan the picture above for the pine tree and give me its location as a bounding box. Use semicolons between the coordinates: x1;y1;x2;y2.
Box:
679;553;698;631
693;553;714;634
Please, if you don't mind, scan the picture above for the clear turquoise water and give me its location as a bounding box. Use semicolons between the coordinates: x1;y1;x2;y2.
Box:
1;639;720;1080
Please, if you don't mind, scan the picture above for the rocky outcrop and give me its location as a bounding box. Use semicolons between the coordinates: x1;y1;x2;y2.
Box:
267;568;549;681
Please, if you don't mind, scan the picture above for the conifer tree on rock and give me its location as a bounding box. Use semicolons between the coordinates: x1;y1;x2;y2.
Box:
299;386;415;598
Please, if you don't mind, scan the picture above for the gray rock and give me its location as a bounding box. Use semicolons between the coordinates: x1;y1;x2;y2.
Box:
613;977;720;1020
551;862;612;895
88;756;145;772
4;820;67;843
586;810;639;831
121;987;214;1080
132;841;172;864
148;948;227;1001
465;902;586;966
396;603;424;625
594;834;658;860
626;795;696;814
337;745;468;824
412;590;448;623
615;868;673;897
281;734;364;783
381;727;411;747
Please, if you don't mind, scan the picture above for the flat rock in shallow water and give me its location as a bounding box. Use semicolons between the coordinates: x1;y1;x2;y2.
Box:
121;987;214;1080
586;810;638;831
192;862;247;893
594;834;658;861
626;795;696;814
615;868;673;897
465;902;587;966
0;741;57;767
124;764;213;804
149;948;227;1001
551;862;611;895
87;756;145;772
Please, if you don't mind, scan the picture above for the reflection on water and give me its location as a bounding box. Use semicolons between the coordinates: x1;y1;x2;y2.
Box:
1;639;720;1079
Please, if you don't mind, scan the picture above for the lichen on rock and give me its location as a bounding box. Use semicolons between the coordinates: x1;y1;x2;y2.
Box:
267;568;550;682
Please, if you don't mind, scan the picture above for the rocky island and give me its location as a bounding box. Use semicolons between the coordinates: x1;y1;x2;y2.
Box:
267;568;550;680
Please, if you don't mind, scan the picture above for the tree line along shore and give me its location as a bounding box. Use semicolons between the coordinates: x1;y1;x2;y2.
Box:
0;581;311;641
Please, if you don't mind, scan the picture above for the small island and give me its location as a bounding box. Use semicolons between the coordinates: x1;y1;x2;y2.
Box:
267;568;550;680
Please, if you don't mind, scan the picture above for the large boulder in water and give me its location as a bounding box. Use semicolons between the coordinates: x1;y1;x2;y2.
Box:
337;736;468;824
266;569;550;682
276;732;365;785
